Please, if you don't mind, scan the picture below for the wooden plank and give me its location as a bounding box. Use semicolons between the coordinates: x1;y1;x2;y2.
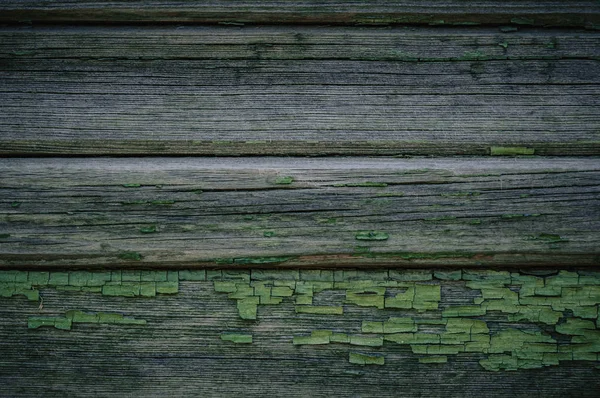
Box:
0;0;598;27
1;26;599;156
1;157;598;269
1;267;599;396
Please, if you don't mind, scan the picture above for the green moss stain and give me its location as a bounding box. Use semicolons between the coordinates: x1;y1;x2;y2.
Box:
490;146;535;156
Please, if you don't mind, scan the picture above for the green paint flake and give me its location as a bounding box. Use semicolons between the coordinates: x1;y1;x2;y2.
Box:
140;225;157;234
362;321;384;334
419;356;447;364
490;146;535;156
263;231;276;238
28;317;59;329
498;41;508;49
237;297;259;320
555;318;596;335
214;281;238;293
350;335;384;347
140;282;156;297
427;345;463;355
156;281;178;294
28;272;49;286
274;176;294;185
349;352;385;365
118;251;143;261
572;306;598;319
384;333;416;344
296;295;313;305
355;231;389;241
228;284;254;299
10;201;21;208
178;270;206;281
102;282;139;297
271;286;294;297
434;270;462;281
331;333;350;343
221;333;253;344
260;296;283;305
122;270;141;282
295;306;343;315
67;310;99;323
384;318;417;333
442;305;486;317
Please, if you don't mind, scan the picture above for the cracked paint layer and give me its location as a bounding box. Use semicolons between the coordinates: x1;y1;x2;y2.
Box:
1;269;600;371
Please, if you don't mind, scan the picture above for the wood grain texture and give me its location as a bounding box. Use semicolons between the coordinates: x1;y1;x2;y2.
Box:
1;157;598;269
1;26;599;156
0;0;598;27
1;268;599;397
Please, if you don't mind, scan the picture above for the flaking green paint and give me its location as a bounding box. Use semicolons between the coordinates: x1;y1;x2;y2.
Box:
274;176;294;185
3;269;600;371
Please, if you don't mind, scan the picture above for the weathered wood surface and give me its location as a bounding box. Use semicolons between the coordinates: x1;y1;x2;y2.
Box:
1;268;599;397
0;0;598;27
1;157;598;268
1;26;599;156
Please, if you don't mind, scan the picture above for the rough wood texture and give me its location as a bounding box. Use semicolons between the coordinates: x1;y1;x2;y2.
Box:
1;157;598;269
1;26;599;156
1;268;599;397
0;1;598;27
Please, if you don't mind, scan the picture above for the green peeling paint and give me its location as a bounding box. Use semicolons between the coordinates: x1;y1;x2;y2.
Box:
274;176;294;185
139;225;157;234
4;269;600;371
349;352;385;365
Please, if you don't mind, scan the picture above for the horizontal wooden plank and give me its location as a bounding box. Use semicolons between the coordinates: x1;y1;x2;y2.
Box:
1;157;598;268
1;268;599;396
1;26;599;156
0;1;598;27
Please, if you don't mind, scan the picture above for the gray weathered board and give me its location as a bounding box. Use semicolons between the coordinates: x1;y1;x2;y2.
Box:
1;157;598;268
1;1;599;396
0;0;598;26
1;25;599;156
